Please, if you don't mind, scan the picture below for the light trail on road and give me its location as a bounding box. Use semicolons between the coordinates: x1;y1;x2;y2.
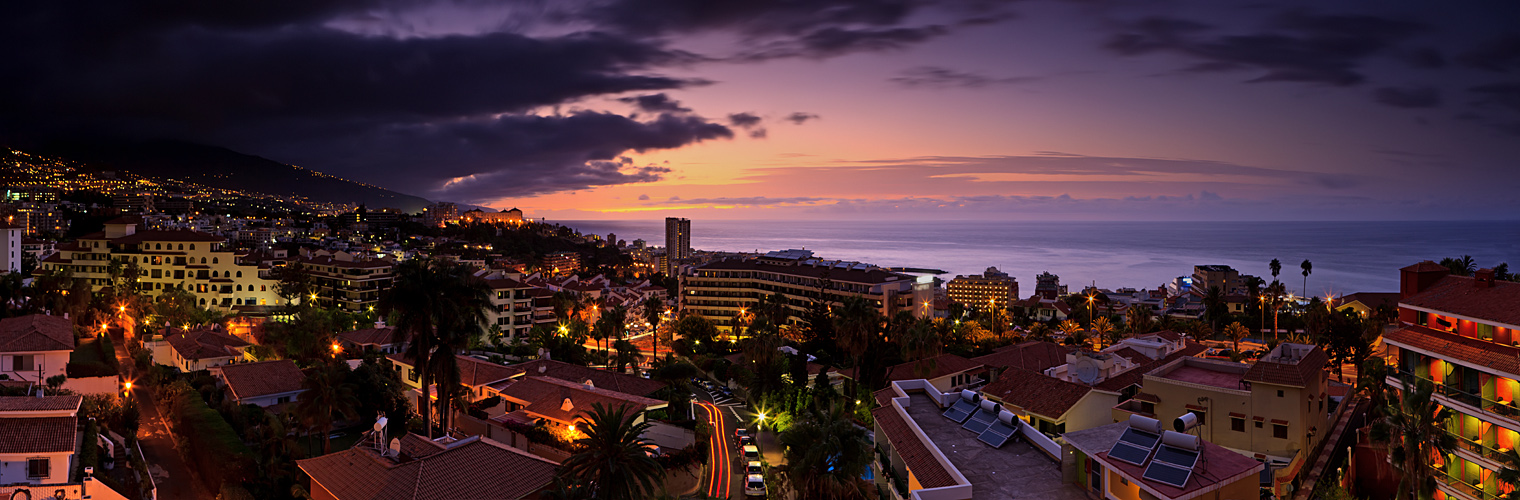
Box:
700;401;732;498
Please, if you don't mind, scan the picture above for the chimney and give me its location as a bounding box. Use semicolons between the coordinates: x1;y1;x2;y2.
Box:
1400;261;1451;299
1476;268;1496;289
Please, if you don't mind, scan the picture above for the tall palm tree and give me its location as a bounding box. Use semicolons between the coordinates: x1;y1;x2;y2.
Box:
1223;322;1249;354
296;364;361;454
899;319;943;378
379;258;490;438
779;402;873;500
641;296;665;359
833;296;881;383
558;403;665;500
1058;319;1082;336
1493;447;1520;500
1301;259;1313;297
1269;258;1282;282
1372;376;1456;500
1027;323;1052;343
1125;304;1153;335
1439;255;1477;276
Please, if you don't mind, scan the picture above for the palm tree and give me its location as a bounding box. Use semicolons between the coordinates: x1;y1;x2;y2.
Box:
1027;322;1052;343
1300;259;1313;297
1091;317;1118;350
1058;319;1082;336
641;296;664;359
558;403;665;500
1125;304;1153;335
1223;322;1249;354
833;296;881;383
1270;258;1282;282
296;364;361;454
1493;447;1520;499
899;319;943;378
1372;376;1456;500
611;338;643;373
379;258;491;438
779;402;873;500
1439;255;1477;276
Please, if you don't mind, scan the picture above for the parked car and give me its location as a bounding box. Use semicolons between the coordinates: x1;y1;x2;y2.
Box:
747;460;763;475
742;444;760;461
737;435;754;448
744;474;766;497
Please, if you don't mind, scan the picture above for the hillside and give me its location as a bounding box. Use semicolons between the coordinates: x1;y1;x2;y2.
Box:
28;140;432;212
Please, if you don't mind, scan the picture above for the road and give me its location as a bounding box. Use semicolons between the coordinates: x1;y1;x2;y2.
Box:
698;401;734;498
112;334;213;500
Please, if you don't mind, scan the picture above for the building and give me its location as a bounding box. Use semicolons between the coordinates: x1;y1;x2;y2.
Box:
871;379;1088;500
296;252;395;312
112;192;154;214
461;207;525;225
1111;344;1332;497
20;238;54;264
541;251;580;276
0;395;82;485
482;276;543;342
155;195;194;215
15;203;69;237
1330;292;1400;319
946;267;1019;310
150;326;253;372
298;433;559;500
38;217;283;310
663;217;690;276
883;354;985;393
212;359;308;408
423;202;458;227
1191;265;1255;297
336;324;402;354
0;315;74;383
1381;262;1520;500
682;250;932;335
1034;271;1066;299
1062;418;1264;500
0;222;21;273
489;375;666;435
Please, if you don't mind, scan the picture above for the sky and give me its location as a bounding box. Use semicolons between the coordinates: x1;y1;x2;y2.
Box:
4;0;1519;221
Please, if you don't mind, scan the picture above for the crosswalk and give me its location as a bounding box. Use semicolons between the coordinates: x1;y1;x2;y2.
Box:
710;393;745;407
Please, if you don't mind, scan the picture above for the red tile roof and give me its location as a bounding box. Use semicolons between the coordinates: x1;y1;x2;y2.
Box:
981;368;1094;419
1384;324;1520;377
165;327;249;360
871;405;957;489
457;356;525;387
873;388;897;407
509;359;665;397
298;434;558;500
1094;341;1208;393
884;354;982;382
497;376;664;424
1243;345;1327;388
0;395;82;412
0;417;77;453
972;341;1071;373
217;360;307;401
112;229;224;243
338;326;401;347
0;314;74;352
1401;274;1520;327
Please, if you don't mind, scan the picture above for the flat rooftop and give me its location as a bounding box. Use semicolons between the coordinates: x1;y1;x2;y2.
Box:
1161;365;1246;390
902;393;1087;500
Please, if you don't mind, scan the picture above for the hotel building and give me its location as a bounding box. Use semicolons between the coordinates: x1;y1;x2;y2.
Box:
946;267;1019;311
38;217;284;309
681;249;931;335
1382;262;1520;500
663;217;689;276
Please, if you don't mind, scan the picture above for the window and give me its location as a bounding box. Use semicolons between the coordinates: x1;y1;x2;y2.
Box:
1231;417;1245;432
237;271;242;278
408;369;419;382
1255;421;1263;428
28;458;49;478
201;257;207;264
1418;310;1429;326
155;243;161;250
190;244;195;250
213;257;218;264
178;244;184;250
1277;390;1284;398
1479;323;1496;341
12;354;34;372
277;396;291;404
1273;423;1288;439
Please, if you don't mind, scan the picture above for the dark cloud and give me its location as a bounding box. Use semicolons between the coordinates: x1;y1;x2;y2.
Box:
740;25;949;60
728;113;763;128
1105;12;1423;86
638;194;651;200
890;66;1040;88
785;112;820;125
1399;48;1447;69
1459;34;1520;73
1373;86;1441;108
1470;82;1520;113
619;93;692;113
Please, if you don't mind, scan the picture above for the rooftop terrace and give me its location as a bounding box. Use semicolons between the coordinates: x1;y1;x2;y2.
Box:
1152;357;1250;391
901;393;1087;500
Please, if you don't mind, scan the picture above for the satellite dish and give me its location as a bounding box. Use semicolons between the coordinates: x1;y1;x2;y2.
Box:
388;438;402;457
1073;357;1101;385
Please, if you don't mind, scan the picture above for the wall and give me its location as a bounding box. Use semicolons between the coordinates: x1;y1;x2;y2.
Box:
1063;393;1120;435
1106;469;1141;500
0;452;73;485
238;390;305;408
0;350;70;382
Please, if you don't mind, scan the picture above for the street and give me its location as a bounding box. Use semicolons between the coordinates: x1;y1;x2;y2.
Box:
112;335;214;500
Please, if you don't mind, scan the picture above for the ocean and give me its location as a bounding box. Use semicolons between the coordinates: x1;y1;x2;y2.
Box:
555;219;1520;295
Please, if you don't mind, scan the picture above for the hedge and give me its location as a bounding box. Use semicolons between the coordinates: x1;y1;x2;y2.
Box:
164;381;255;492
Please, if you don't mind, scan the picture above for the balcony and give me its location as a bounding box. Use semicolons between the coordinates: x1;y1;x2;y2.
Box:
1435;466;1504;500
1392;371;1520;429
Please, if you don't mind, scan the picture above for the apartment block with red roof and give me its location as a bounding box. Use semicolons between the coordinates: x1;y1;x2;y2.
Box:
0;395;81;485
298;433;558;500
0;315;74;383
1063;418;1264;500
1382;262;1520;500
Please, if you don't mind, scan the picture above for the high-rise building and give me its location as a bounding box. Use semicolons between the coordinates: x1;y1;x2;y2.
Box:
0;221;21;274
946;266;1019;310
664;217;690;276
1382;262;1520;500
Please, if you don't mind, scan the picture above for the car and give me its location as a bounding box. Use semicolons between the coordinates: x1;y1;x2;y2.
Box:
737;435;754;448
742;444;760;461
746;460;763;475
744;473;766;497
735;428;749;438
